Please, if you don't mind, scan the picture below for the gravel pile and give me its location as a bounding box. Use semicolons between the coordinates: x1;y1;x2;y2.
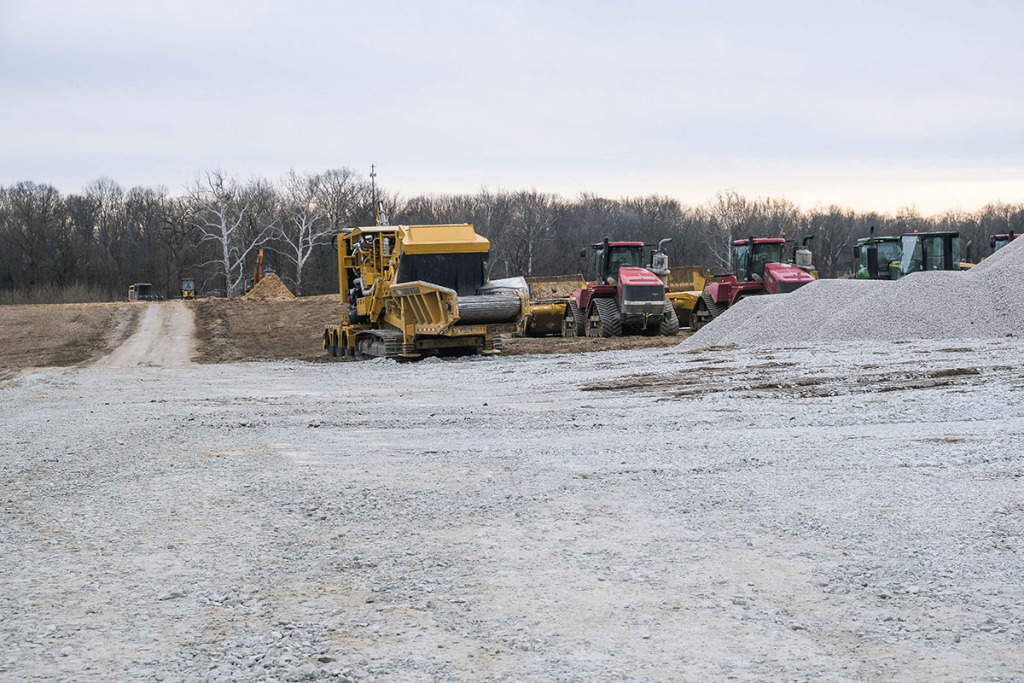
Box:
684;235;1024;348
245;274;295;301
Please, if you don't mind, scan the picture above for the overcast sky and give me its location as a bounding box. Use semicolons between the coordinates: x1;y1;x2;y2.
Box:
1;0;1021;213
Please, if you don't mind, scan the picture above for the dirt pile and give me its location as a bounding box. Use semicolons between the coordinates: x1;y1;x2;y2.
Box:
244;273;295;301
683;236;1024;348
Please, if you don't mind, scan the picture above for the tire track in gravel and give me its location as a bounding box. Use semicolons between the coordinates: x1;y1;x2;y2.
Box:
93;300;196;368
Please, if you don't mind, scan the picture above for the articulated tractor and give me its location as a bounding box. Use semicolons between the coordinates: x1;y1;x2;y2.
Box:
689;237;816;331
562;238;680;338
324;223;528;359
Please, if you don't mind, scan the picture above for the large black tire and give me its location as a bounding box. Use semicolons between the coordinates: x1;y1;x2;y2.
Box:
660;301;680;336
562;300;586;338
587;298;622;338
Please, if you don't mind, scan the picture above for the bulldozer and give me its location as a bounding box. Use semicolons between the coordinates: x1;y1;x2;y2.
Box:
689;236;816;331
562;237;680;338
180;278;196;299
323;222;528;359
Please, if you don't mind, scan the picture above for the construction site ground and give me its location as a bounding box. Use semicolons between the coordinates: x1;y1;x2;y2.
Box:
191;295;683;363
2;301;1023;681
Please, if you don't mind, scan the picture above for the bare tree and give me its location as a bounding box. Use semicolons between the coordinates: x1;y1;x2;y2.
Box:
276;171;340;295
190;171;276;297
700;190;752;272
506;190;557;276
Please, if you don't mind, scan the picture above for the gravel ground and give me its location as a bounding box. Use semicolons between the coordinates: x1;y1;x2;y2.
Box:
2;340;1024;681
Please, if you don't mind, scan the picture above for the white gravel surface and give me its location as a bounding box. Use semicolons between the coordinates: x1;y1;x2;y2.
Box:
684;233;1024;349
2;339;1024;681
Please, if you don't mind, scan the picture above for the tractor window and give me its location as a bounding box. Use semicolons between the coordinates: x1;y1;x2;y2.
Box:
901;236;923;274
923;237;946;270
733;244;749;279
598;245;643;282
609;247;643;273
877;242;901;269
750;243;783;278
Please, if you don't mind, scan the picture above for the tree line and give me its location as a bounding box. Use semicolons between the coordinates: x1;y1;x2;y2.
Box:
2;168;1022;303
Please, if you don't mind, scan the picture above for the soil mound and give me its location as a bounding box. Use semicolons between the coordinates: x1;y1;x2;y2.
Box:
244;273;295;301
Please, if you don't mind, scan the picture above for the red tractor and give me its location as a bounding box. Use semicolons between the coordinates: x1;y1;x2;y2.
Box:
689;236;816;331
562;237;680;338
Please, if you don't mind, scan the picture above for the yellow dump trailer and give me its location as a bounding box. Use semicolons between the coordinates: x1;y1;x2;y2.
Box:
324;224;528;359
664;265;708;328
521;273;587;337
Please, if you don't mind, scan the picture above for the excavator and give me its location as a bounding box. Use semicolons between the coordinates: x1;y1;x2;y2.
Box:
243;249;265;294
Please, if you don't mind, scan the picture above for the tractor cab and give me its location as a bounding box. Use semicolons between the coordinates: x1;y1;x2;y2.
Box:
733;238;785;282
854;235;902;280
594;240;645;285
991;232;1018;254
899;232;960;277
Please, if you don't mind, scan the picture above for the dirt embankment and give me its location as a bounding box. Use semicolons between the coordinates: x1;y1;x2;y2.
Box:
192;295;690;363
191;295;342;363
0;302;140;380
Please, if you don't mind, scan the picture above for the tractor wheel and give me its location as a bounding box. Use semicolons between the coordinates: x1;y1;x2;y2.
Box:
689;292;725;331
587;298;622;338
562;300;586;338
659;301;680;336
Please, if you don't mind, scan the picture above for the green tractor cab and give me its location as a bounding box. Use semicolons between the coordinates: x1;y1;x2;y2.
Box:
854;229;963;280
854;234;902;280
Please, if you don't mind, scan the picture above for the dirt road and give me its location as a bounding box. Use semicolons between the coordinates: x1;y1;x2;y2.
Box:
93;301;195;368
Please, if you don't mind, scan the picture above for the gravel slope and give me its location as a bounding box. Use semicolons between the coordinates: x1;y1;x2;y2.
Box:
684;234;1024;349
2;342;1023;681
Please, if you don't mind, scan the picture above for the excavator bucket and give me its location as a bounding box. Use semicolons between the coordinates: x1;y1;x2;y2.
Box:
523;274;587;337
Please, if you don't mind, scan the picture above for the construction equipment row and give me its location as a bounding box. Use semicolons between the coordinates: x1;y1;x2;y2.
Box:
323;220;1003;360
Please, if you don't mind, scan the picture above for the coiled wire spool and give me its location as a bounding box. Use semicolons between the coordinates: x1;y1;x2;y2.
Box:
456;294;521;324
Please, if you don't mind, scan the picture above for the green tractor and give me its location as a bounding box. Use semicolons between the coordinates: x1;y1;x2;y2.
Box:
854;228;962;280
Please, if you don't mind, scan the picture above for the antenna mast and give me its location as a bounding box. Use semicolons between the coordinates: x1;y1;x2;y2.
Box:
370;164;387;225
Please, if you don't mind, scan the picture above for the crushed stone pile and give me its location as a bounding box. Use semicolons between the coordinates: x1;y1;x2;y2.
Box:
683;235;1024;349
243;273;295;301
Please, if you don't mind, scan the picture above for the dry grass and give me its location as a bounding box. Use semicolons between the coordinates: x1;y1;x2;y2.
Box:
0;284;120;306
0;302;140;380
